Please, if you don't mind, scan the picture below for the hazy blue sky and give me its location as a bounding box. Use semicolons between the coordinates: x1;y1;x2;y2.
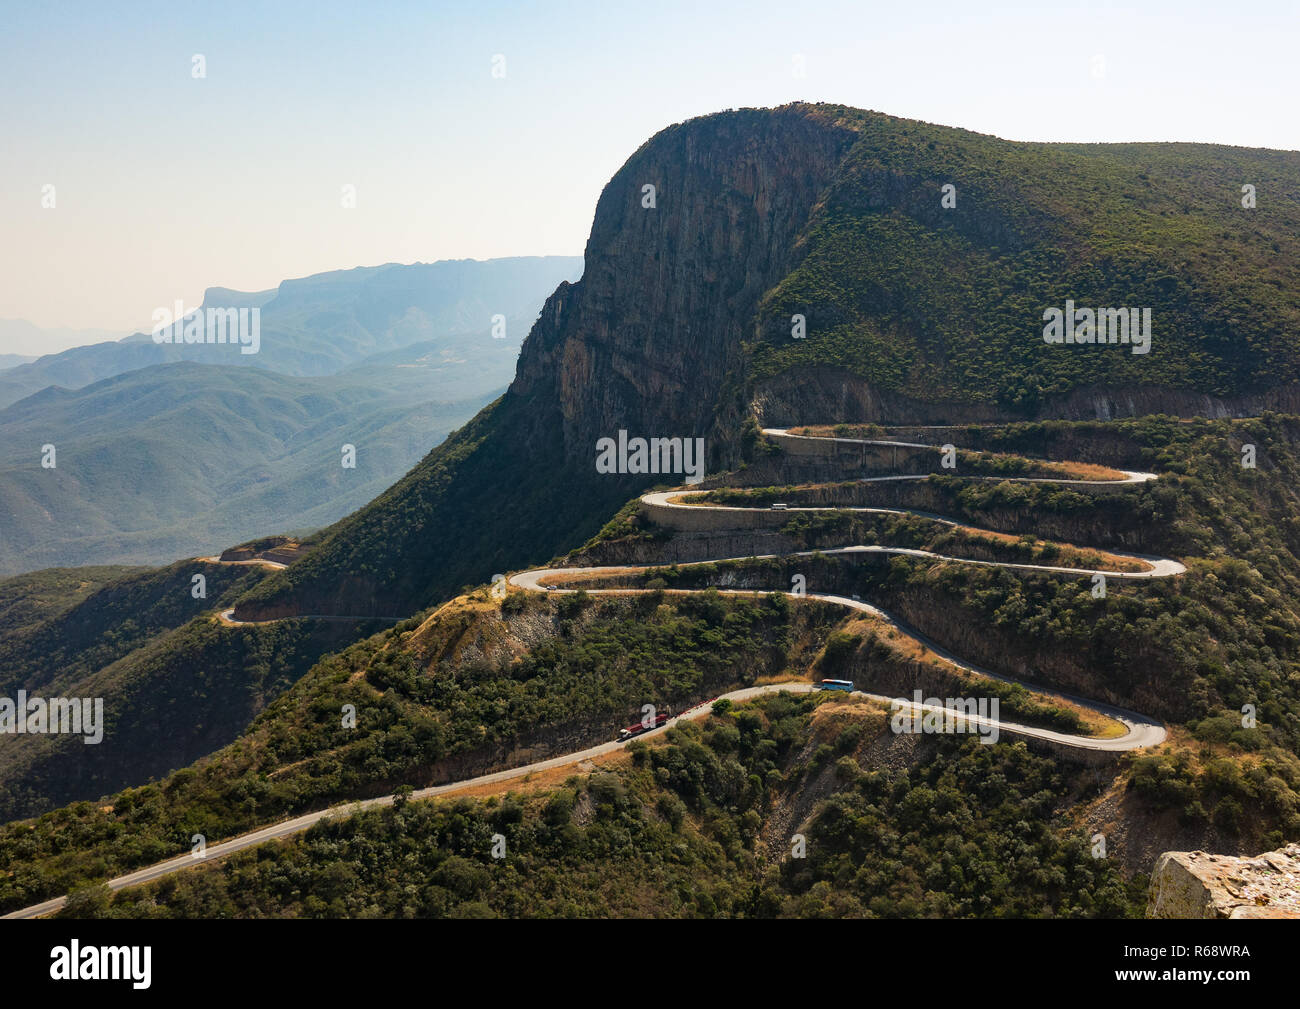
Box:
2;0;1297;339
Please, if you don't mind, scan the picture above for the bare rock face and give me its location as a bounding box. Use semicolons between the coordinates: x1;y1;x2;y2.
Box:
1147;844;1300;918
510;106;859;464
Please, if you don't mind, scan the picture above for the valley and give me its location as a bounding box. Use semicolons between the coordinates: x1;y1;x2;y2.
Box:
0;257;583;574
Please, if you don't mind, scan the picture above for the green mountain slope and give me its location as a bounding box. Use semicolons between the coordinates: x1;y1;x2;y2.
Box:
746;110;1300;417
0;559;370;820
8;411;1300;914
59;696;1143;919
0;362;498;573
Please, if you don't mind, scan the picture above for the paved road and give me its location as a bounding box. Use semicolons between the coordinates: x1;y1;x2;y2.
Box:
640;493;1184;579
8;664;1147;920
508;575;1166;753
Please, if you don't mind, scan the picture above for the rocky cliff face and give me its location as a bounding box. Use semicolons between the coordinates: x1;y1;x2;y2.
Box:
510;106;858;466
754;369;1300;427
1147;844;1300;918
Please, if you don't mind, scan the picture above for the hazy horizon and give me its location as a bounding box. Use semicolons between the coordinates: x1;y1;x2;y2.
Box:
4;0;1297;337
0;253;588;356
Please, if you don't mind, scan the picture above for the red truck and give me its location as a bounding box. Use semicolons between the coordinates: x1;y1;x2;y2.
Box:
618;713;669;741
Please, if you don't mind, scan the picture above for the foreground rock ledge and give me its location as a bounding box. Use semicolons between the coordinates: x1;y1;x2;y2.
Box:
1147;843;1300;918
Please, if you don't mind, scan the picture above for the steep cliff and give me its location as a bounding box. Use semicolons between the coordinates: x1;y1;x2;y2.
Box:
512;106;858;462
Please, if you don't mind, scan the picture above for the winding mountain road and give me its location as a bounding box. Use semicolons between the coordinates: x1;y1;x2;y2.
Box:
512;426;1179;753
3;426;1179;918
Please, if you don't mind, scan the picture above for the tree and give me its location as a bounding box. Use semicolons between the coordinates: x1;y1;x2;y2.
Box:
59;882;113;919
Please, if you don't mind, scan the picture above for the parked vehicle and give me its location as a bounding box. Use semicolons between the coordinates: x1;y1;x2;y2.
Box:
770;502;789;510
817;679;854;692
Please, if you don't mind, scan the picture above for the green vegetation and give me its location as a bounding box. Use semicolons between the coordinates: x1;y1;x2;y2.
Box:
0;561;258;696
673;494;1138;571
0;592;837;912
570;497;669;555
65;694;1139;918
0;565;145;636
10;412;1300;914
573;413;1300;852
1125;739;1300;847
747;108;1300;412
0;560;359;820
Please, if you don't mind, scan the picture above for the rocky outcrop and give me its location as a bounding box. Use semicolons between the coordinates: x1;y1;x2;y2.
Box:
755;366;1008;427
1147;844;1300;918
219;536;304;566
755;368;1300;427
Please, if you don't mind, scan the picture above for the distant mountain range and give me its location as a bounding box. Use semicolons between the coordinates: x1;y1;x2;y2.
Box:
0;257;584;410
0;256;583;573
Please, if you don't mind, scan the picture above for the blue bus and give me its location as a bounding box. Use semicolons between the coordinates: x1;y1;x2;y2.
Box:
818;679;854;692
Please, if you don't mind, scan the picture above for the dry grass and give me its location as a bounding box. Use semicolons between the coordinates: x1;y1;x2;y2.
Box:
946;527;1150;573
429;749;633;801
533;569;643;586
1035;459;1130;481
1058;700;1130;739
